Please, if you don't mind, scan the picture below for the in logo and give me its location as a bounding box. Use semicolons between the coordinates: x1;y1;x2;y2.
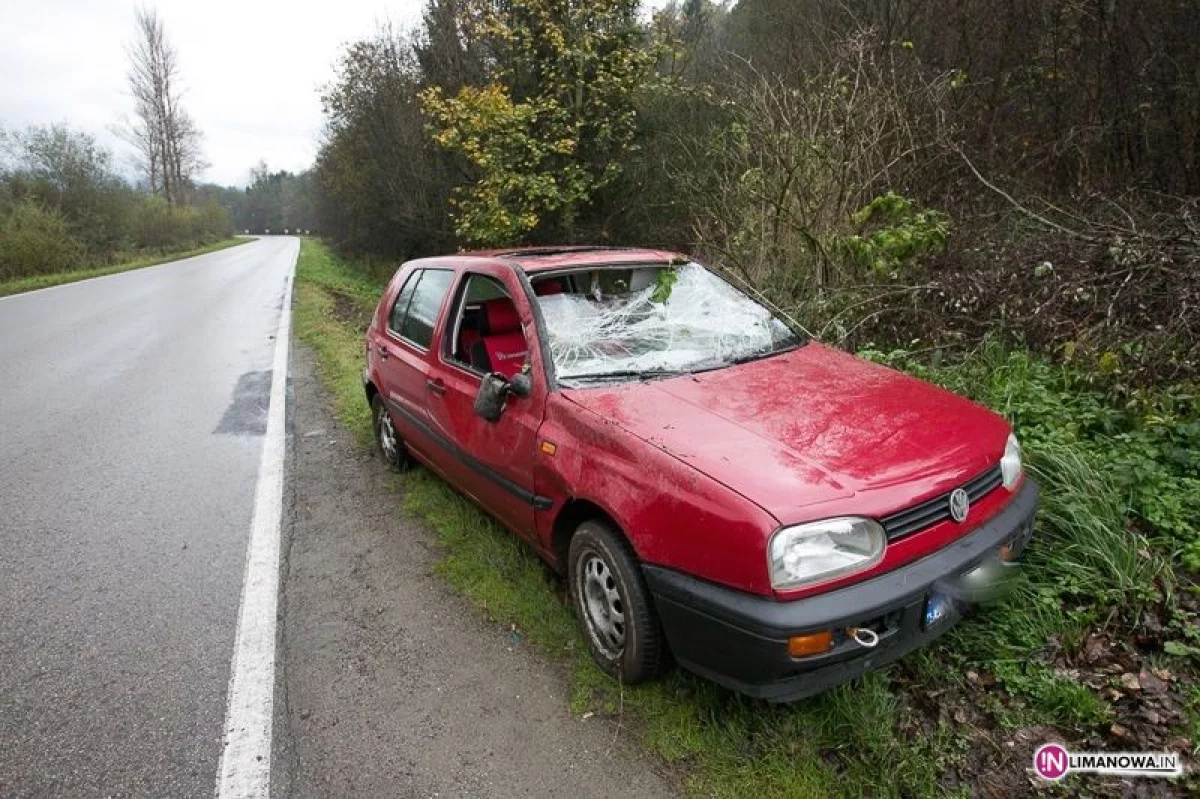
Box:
1032;743;1182;781
948;488;970;523
1034;743;1070;781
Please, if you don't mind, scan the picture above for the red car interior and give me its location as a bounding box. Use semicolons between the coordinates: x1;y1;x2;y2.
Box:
469;297;527;378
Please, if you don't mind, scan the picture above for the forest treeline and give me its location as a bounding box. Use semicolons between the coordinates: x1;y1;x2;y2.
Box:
3;0;1194;377
309;0;1199;382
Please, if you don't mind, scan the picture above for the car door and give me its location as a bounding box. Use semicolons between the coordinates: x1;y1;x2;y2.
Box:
373;267;456;461
422;269;546;540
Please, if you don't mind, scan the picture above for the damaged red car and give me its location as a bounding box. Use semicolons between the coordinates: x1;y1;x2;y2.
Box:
363;246;1039;701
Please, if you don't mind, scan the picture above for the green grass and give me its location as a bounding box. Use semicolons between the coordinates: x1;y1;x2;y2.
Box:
0;237;250;297
292;238;1197;796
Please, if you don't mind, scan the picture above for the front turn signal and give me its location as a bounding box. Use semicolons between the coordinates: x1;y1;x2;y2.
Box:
787;630;833;658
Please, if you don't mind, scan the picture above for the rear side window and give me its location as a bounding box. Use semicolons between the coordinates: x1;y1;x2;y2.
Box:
397;269;455;349
388;272;420;334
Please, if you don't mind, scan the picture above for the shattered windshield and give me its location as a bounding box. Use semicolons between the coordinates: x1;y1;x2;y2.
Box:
534;262;802;384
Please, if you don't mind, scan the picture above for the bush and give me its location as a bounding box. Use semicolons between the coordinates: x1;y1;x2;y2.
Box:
836;192;950;278
0;200;87;279
129;196;231;250
195;200;233;241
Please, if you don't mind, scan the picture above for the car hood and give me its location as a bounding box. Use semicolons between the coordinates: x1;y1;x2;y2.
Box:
560;343;1010;523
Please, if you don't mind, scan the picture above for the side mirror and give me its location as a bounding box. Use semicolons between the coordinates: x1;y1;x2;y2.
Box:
474;373;509;422
474;370;534;422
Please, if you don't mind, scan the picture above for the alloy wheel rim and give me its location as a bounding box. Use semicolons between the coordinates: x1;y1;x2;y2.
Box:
578;553;625;658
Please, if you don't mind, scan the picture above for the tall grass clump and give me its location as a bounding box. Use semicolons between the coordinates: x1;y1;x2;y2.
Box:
1025;441;1165;602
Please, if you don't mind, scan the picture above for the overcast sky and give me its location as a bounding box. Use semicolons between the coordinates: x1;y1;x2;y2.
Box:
0;0;428;186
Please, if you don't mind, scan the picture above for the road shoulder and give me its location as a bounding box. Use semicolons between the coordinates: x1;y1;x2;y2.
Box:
276;343;678;797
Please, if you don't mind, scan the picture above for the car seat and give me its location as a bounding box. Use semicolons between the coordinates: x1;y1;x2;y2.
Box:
469;298;528;378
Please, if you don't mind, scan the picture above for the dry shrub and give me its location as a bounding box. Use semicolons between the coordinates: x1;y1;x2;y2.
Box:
833;188;1200;383
674;33;954;298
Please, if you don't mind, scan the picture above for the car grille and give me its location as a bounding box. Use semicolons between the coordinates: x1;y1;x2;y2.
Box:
880;465;1004;541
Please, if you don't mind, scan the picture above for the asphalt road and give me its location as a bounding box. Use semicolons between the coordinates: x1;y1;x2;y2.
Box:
0;237;297;797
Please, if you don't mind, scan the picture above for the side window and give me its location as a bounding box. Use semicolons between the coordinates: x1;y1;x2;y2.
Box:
445;273;528;378
388;271;420;335
447;274;511;367
399;269;455;349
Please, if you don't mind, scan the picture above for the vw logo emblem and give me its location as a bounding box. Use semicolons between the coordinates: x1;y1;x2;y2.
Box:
949;488;970;523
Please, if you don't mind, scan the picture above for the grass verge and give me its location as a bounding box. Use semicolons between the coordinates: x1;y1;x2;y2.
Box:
294;238;1198;796
0;237;250;297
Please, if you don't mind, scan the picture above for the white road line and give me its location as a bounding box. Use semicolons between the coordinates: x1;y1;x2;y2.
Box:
216;263;294;799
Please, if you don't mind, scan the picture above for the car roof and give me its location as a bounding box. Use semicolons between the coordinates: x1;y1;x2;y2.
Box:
456;245;682;274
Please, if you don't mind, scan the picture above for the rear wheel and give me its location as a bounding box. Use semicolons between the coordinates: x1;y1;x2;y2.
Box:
568;520;668;683
371;393;411;471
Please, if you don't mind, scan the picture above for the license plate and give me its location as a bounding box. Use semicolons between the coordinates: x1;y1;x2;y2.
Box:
923;592;955;629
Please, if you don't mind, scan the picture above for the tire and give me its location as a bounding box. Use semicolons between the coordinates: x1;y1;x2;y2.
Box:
568;519;668;684
371;393;411;471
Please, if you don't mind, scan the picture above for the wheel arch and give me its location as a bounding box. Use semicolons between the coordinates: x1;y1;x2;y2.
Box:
550;498;634;572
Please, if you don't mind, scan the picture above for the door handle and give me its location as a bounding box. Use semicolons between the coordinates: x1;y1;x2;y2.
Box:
425;378;446;396
377;345;389;359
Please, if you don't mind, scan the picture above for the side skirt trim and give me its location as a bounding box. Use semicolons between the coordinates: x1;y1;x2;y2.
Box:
386;398;553;510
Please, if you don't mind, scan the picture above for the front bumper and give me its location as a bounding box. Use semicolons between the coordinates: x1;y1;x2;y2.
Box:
643;479;1039;702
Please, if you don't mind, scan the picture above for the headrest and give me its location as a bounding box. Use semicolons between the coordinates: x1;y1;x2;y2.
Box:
482;297;521;335
535;279;564;296
480;298;518;335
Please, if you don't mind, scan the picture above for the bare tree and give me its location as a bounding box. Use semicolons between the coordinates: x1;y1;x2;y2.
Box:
123;7;205;204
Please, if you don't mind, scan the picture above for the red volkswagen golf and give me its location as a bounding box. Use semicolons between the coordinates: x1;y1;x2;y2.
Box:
362;246;1038;701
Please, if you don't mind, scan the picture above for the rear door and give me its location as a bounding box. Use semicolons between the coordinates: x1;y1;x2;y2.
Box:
373;267;456;460
422;269;545;539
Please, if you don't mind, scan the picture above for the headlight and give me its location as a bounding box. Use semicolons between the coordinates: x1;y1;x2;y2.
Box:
768;517;886;591
1001;433;1022;489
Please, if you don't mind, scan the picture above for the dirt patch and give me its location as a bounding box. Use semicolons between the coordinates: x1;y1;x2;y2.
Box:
892;627;1198;797
327;288;372;328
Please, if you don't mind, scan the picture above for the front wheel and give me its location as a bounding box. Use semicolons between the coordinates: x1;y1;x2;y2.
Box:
371;393;412;471
568;520;668;684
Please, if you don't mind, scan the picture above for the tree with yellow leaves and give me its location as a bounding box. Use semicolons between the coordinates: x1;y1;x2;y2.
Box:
421;0;654;246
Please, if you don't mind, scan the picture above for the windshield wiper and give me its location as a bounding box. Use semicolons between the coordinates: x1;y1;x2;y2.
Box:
558;369;683;383
727;340;803;366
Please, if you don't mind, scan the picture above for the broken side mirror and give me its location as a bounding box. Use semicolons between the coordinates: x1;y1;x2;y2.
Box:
474;373;509;422
474;367;533;423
